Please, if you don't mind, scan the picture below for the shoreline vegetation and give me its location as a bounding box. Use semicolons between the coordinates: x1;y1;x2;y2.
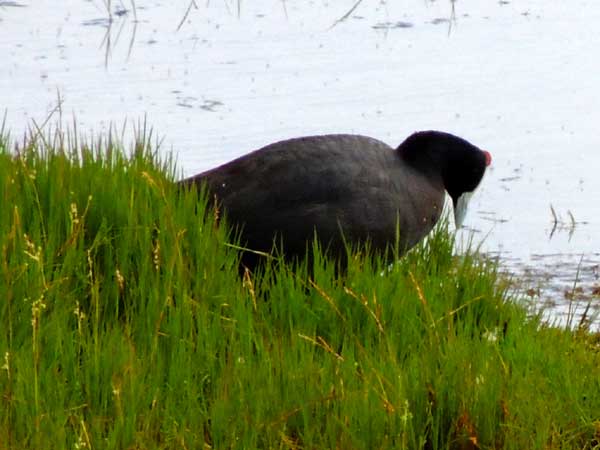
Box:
0;126;599;449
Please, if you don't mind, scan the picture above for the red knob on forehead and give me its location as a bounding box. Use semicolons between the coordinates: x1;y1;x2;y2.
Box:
483;151;492;166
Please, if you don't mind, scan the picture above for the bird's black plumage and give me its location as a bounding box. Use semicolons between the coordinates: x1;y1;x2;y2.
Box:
180;131;491;269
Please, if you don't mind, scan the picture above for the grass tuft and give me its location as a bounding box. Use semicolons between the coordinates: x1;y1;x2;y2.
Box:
0;127;599;449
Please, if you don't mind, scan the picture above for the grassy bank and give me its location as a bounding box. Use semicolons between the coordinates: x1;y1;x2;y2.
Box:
0;128;599;449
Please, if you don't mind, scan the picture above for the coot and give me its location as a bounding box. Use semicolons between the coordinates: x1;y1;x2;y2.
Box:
180;131;491;268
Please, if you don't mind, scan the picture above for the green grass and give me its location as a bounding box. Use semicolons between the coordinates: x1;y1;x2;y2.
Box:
0;127;599;450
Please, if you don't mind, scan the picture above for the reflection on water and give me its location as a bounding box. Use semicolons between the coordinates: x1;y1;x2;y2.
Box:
1;0;599;327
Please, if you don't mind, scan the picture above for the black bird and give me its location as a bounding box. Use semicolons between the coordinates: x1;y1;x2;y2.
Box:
180;131;491;269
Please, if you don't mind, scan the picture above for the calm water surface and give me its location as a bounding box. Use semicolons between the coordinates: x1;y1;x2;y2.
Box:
2;0;599;327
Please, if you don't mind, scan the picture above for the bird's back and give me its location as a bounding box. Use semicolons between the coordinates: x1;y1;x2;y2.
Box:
180;134;446;264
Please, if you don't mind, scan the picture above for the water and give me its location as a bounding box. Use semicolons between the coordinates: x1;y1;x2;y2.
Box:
2;0;599;327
